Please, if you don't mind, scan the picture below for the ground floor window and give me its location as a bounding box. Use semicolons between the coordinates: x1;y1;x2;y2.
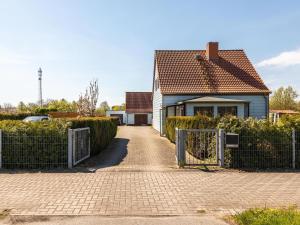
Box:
194;106;214;117
217;106;237;117
176;105;185;116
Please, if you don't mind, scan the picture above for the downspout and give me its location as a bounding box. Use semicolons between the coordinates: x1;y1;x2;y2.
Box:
264;95;269;119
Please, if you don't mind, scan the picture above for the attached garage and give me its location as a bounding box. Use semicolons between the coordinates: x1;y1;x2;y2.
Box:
126;92;153;126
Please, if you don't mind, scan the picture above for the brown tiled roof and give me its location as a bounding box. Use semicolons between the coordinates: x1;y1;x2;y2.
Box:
125;92;152;113
155;50;270;94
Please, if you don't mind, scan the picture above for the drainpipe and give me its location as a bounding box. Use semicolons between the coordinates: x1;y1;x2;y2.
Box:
264;95;269;119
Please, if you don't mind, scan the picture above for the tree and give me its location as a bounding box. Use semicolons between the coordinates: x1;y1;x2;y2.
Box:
77;79;99;116
111;103;125;111
270;86;298;110
17;101;28;113
46;99;77;112
96;101;110;116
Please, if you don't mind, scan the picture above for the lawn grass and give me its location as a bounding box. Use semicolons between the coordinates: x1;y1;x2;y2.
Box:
230;207;300;225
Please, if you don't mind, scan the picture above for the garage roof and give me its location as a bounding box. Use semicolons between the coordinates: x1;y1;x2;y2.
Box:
126;92;153;113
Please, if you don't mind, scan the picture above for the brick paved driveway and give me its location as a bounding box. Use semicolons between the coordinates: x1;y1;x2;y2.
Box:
0;126;300;216
80;126;176;171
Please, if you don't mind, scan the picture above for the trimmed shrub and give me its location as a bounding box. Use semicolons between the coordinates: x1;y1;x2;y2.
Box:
165;115;218;142
0;117;118;169
0;113;42;120
165;115;298;169
68;117;118;156
0;120;70;169
217;117;294;168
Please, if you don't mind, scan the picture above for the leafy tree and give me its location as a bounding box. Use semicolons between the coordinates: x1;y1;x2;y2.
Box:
77;79;99;116
270;86;298;110
111;103;125;111
17;101;28;113
96;101;110;116
46;99;77;112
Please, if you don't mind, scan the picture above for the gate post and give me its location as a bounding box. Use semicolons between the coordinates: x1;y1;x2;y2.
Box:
292;129;296;169
68;129;73;169
176;128;186;167
0;129;2;169
218;129;225;167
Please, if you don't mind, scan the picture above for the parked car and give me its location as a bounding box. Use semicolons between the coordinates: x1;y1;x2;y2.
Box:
23;116;49;122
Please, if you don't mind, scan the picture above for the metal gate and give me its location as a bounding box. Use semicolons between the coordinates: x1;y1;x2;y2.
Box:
68;127;90;167
176;128;224;167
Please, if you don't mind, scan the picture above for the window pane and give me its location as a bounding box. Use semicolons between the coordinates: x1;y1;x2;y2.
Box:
194;106;214;117
217;106;237;117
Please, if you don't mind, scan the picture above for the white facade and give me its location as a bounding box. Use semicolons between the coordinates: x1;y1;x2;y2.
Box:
106;110;127;124
126;113;153;125
152;64;163;131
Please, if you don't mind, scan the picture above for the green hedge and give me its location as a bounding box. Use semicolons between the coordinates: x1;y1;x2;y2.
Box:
68;117;118;156
166;116;218;142
0;117;118;169
0;120;69;169
0;113;41;120
217;117;294;168
166;115;299;169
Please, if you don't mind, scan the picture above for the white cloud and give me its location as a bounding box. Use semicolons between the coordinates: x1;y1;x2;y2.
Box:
257;48;300;67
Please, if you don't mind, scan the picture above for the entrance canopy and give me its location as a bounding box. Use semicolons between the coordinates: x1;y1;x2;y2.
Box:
177;96;249;105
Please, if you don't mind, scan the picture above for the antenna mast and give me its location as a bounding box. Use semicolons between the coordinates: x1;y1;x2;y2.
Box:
38;68;43;107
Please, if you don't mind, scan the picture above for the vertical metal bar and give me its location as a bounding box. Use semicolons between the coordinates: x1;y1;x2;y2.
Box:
292;129;296;169
67;129;73;168
218;129;225;167
215;129;219;165
0;129;2;169
176;129;186;167
88;128;91;158
175;128;179;163
73;130;76;165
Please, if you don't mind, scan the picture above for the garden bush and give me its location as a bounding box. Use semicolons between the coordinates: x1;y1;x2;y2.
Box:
165;115;218;142
217;117;294;168
0;113;42;120
165;115;299;169
0;117;118;169
0;120;69;169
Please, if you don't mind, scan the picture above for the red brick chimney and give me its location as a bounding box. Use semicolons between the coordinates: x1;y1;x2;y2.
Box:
206;42;219;60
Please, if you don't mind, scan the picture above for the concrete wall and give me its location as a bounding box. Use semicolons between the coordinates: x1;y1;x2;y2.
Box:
147;113;153;125
127;113;135;125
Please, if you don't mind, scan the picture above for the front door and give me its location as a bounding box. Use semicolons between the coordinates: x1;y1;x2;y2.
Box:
134;114;148;125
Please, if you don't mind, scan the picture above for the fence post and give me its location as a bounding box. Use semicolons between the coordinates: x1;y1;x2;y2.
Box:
176;128;186;167
68;129;73;169
0;129;2;169
292;129;296;169
218;129;225;167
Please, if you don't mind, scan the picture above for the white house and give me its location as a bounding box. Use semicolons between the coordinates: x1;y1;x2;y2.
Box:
152;42;271;134
126;92;153;125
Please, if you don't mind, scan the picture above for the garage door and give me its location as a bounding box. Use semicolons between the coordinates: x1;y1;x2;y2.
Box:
110;114;123;125
134;114;148;125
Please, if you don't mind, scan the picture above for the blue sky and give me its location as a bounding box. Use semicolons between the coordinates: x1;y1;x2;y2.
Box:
1;0;300;106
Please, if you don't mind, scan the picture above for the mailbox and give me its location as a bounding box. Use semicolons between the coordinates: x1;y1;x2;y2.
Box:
225;133;239;148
